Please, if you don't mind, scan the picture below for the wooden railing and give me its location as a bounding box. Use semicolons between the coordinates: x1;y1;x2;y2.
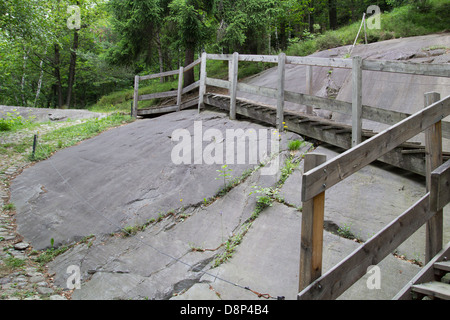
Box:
197;52;450;144
132;58;202;117
297;93;450;300
133;52;450;299
134;52;450;142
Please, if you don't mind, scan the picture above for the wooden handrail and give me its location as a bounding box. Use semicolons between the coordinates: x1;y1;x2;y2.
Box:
301;95;450;202
298;93;449;300
298;158;450;300
132;58;202;116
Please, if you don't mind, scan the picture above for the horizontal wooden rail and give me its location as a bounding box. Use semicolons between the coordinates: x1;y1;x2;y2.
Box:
299;156;450;300
239;54;279;63
139;90;178;101
362;60;450;78
298;193;432;300
286;56;352;69
184;58;202;72
431;159;450;212
237;82;278;99
181;80;200;95
205;77;230;90
206;54;233;61
302;95;450;202
133;58;202;115
139;69;179;81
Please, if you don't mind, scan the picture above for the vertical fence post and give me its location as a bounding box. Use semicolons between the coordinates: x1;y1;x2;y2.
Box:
230;52;239;120
132;75;139;118
352;56;362;147
306;65;313;115
299;153;327;293
277;52;286;131
424;91;443;263
177;66;184;112
198;52;207;113
228;58;233;96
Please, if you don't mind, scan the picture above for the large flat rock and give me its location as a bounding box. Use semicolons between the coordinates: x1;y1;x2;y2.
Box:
173;202;422;300
11;109;295;250
238;33;450;150
280;145;449;262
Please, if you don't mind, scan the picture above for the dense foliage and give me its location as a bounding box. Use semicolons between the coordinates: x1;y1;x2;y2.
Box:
0;0;447;109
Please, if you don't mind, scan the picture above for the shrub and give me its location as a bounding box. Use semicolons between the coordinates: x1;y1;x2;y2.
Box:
316;33;343;51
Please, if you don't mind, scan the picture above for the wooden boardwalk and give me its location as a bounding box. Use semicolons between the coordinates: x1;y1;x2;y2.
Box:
202;92;448;177
135;52;450;300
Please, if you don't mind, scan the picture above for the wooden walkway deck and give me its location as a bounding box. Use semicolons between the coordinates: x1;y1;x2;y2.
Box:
201;93;449;177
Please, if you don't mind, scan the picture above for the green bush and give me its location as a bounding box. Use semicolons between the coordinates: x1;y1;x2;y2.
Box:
315;33;343;51
0;111;25;131
286;39;318;57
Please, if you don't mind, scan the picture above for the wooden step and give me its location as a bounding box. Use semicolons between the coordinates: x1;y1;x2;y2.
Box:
411;281;450;300
434;260;450;273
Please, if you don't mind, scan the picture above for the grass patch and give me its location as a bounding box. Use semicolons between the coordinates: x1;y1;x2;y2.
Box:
288;140;304;151
34;246;70;266
286;0;450;57
2;203;15;211
30;113;134;161
0;257;26;276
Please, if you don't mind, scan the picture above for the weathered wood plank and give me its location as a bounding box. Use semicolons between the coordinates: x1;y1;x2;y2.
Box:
306;65;313;115
230;52;239;120
206;77;230;89
411;282;450;300
184;58;201;72
298;193;432;300
431;159;450;212
177;67;184;111
236;82;278;99
181;80;200;95
394;242;450;300
286;56;352;69
206;53;232;61
238;54;279;63
139;90;178;101
139;69;179;81
137;105;178;115
302;95;450;202
299;154;327;292
198;52;207;111
425;92;443;263
352;56;363;146
277;52;286;130
132;75;139;118
362;60;450;78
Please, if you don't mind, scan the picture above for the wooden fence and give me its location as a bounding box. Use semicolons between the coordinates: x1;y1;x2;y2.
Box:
199;52;450;145
134;52;450;299
132;58;202;117
298;92;450;299
133;52;450;146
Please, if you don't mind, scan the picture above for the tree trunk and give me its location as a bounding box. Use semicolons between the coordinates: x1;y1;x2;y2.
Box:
183;44;195;88
54;44;64;108
328;0;338;30
309;0;315;33
156;32;165;83
34;56;45;108
20;50;29;107
66;29;79;108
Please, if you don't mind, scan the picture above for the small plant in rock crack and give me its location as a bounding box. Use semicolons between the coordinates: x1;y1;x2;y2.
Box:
249;186;280;210
216;164;233;189
287;139;303;151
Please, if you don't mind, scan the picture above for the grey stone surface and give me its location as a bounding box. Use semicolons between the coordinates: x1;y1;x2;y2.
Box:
0;105;105;123
11;110;288;250
280;145;450;262
237;33;450;151
8;34;450;300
